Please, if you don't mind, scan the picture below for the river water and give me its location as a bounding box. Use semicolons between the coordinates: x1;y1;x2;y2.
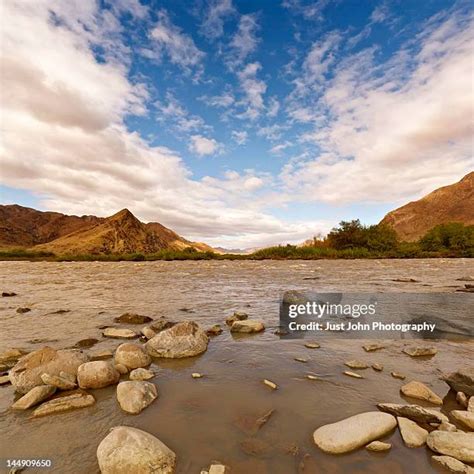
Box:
0;259;473;473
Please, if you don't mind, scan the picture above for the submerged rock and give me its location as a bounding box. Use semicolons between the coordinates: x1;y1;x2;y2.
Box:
77;361;120;389
40;373;76;390
398;417;429;447
9;347;87;394
97;426;176;474
427;431;474;463
365;441;391;452
2;291;17;297
431;455;473;474
402;346;437;357
230;320;265;333
226;311;248;326
377;403;448;424
16;307;31;314
116;381;157;414
451;411;474;430
400;381;443;405
114;313;153;324
442;369;474;397
74;338;99;349
313;411;397;454
129;368;154;381
363;343;385;352
11;385;56;410
149;319;176;333
33;391;95;417
344;360;368;369
103;328;138;339
206;324;223;336
146;321;209;358
114;343;151;370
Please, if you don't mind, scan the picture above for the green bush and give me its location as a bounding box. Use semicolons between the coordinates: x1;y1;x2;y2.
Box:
420;223;474;252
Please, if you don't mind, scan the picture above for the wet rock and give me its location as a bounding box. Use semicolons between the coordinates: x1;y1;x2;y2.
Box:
115;343;151;370
263;379;277;390
377;403;448;424
313;411;397;454
456;276;474;282
427;431;474;463
103;328;138;339
141;326;157;340
344;360;368;369
2;291;17;297
40;373;76;390
49;309;70;314
457;392;469;408
114;363;128;375
372;363;383;372
391;372;406;380
282;290;307;305
9;347;88;394
234;409;274;435
439;422;458;432
365;441;391;452
97;426;176;474
294;357;308;363
0;348;28;371
149;319;176;333
202;463;229;474
451;411;474;430
11;385;56;410
33;391;95;417
116;381;157;414
129;368;154;381
146;321;209;358
230;320;265;333
240;438;272;457
402;346;437;357
363;342;385;352
0;375;10;385
304;342;320;349
400;381;443;405
392;278;419;283
226;311;248;326
192;373;203;378
114;313;153;324
206;324;223;336
398;417;428;447
432;455;473;473
344;371;363;379
442;369;474;397
16;307;31;314
274;327;289;336
74;338;99;349
90;350;114;361
77;361;120;389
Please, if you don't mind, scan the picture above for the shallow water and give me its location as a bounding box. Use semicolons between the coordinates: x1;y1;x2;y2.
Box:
0;259;473;473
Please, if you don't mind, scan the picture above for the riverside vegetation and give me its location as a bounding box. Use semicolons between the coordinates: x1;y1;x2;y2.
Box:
1;221;472;261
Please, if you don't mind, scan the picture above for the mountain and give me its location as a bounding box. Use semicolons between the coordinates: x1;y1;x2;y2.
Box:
380;172;474;241
0;205;214;255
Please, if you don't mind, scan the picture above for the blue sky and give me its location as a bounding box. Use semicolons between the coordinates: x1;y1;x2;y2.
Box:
1;0;473;247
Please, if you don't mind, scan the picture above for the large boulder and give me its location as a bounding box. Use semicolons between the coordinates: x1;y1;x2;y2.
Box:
9;347;88;394
114;343;151;370
442;369;474;397
313;411;397;454
97;426;176;473
427;431;474;463
400;381;443;405
145;321;208;359
116;381;157;414
77;361;120;389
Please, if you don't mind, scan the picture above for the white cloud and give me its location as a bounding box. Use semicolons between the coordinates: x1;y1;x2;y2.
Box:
189;135;222;156
231;130;248;145
282;0;331;21
199;90;235;108
267;97;280;117
370;3;391;24
228;14;260;66
201;0;234;40
106;0;149;19
236;62;267;120
257;124;287;141
270;142;292;155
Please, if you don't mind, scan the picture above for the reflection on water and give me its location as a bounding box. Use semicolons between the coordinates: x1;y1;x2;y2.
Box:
0;259;473;473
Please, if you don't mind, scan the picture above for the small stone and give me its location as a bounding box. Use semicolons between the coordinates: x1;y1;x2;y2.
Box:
365;441;391;452
426;431;474;463
230;320;265;333
372;363;383;372
442;369;474;397
226;311;248;326
141;326;157;340
451;410;474;430
11;385;56;410
432;455;473;473
16;307;31;314
468;397;474;412
294;357;308;363
304;342;320;349
344;371;363;379
439;422;458;432
89;350;114;361
116;381;157;414
392;278;419;283
74;338;99;349
103;328;138;339
129;368;154;381
363;342;385;352
400;381;443;405
345;360;368;369
398;416;429;447
0;375;10;385
306;375;319;380
114;313;153;324
114;363;128;375
32;391;95;417
402;346;437;357
192;373;203;378
2;291;17;297
456;392;469;408
208;464;228;474
263;379;277;390
391;371;406;380
41;373;76;390
206;324;223;336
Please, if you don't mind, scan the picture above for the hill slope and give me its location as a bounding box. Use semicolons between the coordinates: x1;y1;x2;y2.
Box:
380;172;474;241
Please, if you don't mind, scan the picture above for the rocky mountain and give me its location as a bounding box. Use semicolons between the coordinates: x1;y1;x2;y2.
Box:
0;205;214;255
380;172;474;241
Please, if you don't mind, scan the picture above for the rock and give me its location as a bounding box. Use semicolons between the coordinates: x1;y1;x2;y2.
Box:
344;371;363;379
403;346;437;357
263;379;277;390
74;338;99;348
206;324;223;336
398;417;429;447
313;411;397;454
116;381;157;414
456;276;474;282
208;464;228;474
401;381;443;405
141;326;157;340
282;290;307;304
33;391;95;417
114;364;128;375
451;411;474;430
90;350;114;361
146;321;209;358
9;347;88;394
103;328;138;339
16;307;31;314
427;431;474;463
192;373;203;378
365;441;391;452
443;369;474;397
77;361;120;389
0;375;10;385
295;357;308;363
377;403;448;424
0;348;27;365
344;360;368;369
391;372;406;380
274;327;289;336
230;320;265;333
304;342;320;349
40;373;76;390
234;409;274;435
432;455;473;473
439;422;458;432
457;392;469;408
363;342;385;352
226;311;248;326
306;375;319;380
469;397;474;412
60;371;76;383
11;385;56;410
392;278;419;283
129;368;154;381
240;438;272;457
2;291;17;297
372;363;383;372
149;319;176;333
97;426;176;473
114;313;153;324
115;343;151;370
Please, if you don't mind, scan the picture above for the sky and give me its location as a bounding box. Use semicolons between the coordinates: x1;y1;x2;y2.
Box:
1;0;473;249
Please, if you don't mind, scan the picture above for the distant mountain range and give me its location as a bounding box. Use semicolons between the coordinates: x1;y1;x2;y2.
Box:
380;172;473;241
0;205;213;255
